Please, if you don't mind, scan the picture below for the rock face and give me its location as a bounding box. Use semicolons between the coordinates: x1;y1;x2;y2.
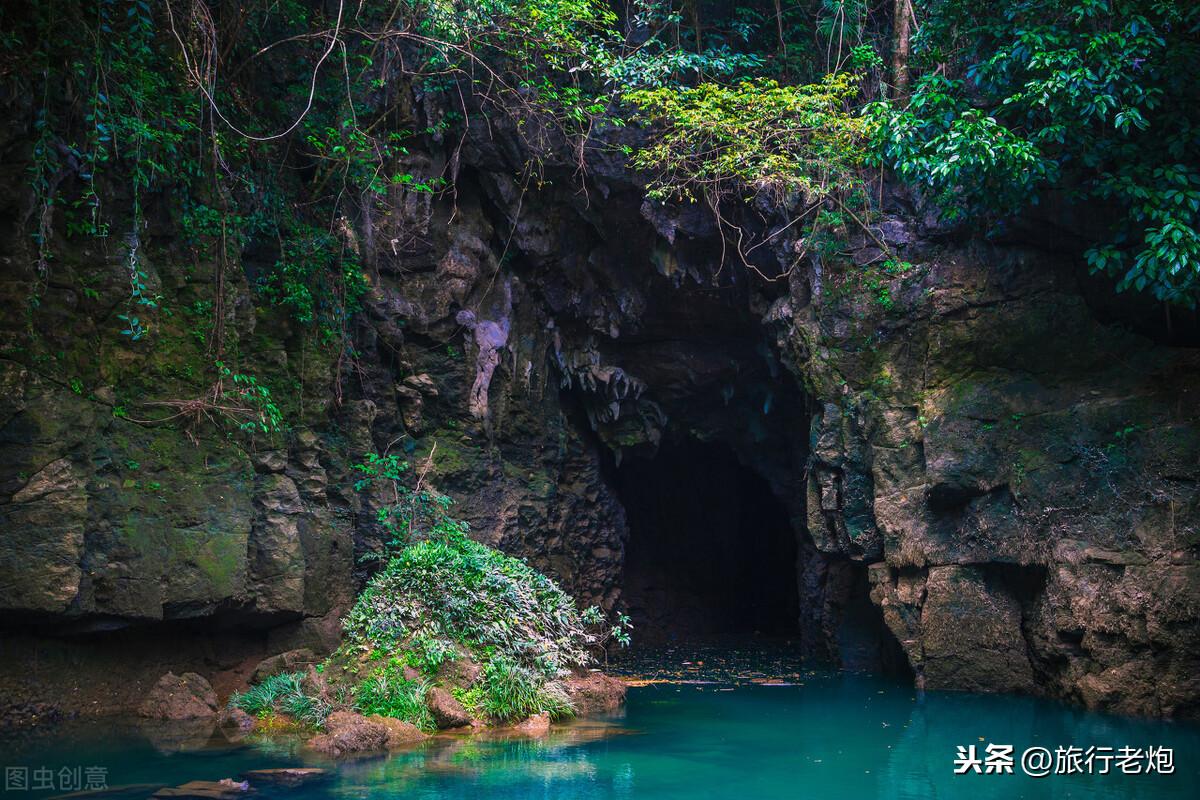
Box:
137;672;218;720
912;566;1035;694
0;75;1196;723
778;238;1200;717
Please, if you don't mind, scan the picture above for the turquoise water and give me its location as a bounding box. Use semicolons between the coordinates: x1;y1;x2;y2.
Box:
4;673;1197;800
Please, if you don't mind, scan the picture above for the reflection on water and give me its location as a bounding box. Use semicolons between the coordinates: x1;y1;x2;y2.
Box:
4;673;1197;800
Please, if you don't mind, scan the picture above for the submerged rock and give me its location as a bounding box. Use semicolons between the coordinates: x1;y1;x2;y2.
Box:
152;780;250;800
49;785;168;800
136;718;218;754
216;707;256;734
137;673;218;720
218;707;255;731
238;769;328;787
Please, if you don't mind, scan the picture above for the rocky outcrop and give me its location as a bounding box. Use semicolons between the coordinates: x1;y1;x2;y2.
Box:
779;234;1200;717
563;671;627;714
0;68;1196;724
306;711;389;757
366;715;429;747
238;769;329;788
250;648;318;684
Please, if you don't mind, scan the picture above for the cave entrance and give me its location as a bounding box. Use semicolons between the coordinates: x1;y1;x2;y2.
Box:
614;438;800;642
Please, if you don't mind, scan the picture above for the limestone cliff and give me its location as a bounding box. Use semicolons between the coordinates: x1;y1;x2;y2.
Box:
0;88;1196;721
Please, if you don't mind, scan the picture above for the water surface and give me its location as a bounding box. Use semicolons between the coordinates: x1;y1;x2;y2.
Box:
5;671;1196;800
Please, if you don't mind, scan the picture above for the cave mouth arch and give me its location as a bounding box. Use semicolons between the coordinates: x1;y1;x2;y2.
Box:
610;435;914;679
614;437;801;643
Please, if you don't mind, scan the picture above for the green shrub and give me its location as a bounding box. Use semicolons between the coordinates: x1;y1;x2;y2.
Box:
406;632;457;676
335;455;631;727
229;672;302;715
479;655;573;722
353;660;435;730
229;671;328;727
343;535;595;678
625;73;868;207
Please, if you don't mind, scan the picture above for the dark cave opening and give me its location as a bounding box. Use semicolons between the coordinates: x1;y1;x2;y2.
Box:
614;438;801;642
609;436;913;679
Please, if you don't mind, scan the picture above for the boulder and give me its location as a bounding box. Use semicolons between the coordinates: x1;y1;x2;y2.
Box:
137;673;218;720
250;649;318;684
563;672;626;714
436;655;482;688
300;664;330;701
366;715;429;747
306;711;388;757
512;712;551;737
425;686;472;729
217;708;255;733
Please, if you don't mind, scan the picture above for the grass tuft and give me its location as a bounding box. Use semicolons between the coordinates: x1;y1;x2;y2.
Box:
229;671;329;728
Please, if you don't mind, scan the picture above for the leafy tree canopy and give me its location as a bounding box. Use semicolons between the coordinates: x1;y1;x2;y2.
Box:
870;0;1200;305
4;0;1199;307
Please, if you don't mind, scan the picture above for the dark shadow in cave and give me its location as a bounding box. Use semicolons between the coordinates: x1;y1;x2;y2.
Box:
824;559;914;677
614;438;800;642
611;436;914;679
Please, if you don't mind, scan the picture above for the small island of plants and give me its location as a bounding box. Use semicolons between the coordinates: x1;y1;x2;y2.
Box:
224;451;631;753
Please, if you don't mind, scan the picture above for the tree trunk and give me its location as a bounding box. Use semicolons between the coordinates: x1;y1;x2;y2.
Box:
891;0;913;101
774;0;785;58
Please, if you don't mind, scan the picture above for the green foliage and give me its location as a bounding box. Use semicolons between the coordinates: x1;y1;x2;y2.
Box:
342;533;597;677
478;654;572;722
870;0;1200;306
626;73;868;207
214;361;284;435
352;451;470;557
259;224;368;332
866;75;1052;220
406;632;458;676
336;522;631;725
229;671;329;727
353;659;436;730
581;605;633;651
116;233;159;342
8;0;375;349
334;450;632;724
